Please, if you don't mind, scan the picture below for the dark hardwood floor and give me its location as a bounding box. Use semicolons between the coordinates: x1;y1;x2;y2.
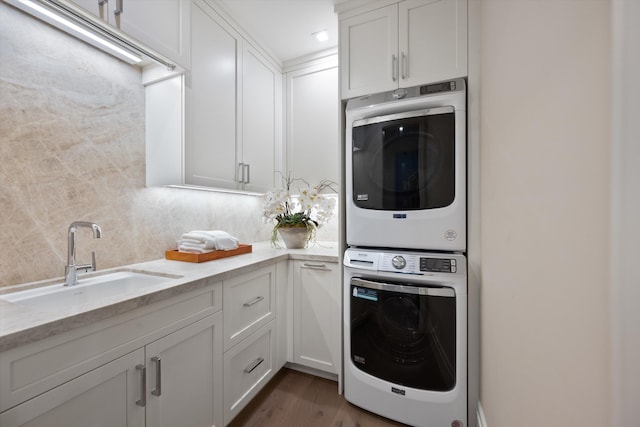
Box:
228;368;408;427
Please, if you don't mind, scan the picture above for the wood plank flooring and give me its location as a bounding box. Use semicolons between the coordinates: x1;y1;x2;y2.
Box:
228;368;408;427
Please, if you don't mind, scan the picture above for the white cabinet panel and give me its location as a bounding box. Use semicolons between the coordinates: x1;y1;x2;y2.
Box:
340;4;398;98
292;261;340;375
118;0;191;68
287;59;340;185
399;0;467;86
185;0;239;189
0;349;145;427
145;313;223;427
241;45;277;192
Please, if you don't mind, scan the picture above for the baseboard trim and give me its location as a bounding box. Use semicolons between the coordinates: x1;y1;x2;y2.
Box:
477;401;488;427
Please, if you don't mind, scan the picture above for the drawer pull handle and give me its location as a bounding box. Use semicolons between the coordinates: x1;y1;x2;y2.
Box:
151;356;162;397
135;364;146;407
244;357;265;374
243;296;264;307
303;262;327;269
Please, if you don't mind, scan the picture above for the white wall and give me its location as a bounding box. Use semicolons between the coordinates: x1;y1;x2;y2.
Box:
611;1;640;425
479;1;611;426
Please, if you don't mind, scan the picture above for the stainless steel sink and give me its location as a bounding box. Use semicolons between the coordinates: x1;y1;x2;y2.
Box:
0;270;182;312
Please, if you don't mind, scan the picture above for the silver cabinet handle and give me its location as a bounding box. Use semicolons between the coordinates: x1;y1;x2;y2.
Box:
303;262;328;270
114;0;123;15
401;52;407;80
237;162;245;183
244;163;250;184
243;357;264;374
151;356;161;397
243;296;264;307
391;54;397;82
135;364;146;407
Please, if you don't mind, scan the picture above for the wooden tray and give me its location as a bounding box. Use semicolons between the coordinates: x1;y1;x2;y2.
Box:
165;244;252;263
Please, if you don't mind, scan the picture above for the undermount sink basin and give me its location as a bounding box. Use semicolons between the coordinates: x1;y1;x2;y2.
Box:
0;270;182;312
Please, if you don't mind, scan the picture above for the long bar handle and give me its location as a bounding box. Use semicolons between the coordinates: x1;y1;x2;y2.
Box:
151;356;161;397
238;162;245;183
391;54;397;82
303;262;328;270
243;296;264;307
244;164;250;184
114;0;123;15
243;357;264;374
135;364;146;407
401;52;407;80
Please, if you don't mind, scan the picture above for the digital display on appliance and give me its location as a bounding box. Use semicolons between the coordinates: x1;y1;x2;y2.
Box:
420;257;456;273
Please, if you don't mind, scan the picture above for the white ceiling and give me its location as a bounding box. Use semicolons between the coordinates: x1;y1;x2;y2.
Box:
215;0;342;63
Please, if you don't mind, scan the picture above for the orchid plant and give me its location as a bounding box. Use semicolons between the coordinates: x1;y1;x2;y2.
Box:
262;174;337;247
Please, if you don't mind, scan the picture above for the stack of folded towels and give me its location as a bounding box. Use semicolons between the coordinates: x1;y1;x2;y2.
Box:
177;230;240;253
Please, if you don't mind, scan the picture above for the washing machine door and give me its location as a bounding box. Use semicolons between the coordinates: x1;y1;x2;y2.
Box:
350;277;457;391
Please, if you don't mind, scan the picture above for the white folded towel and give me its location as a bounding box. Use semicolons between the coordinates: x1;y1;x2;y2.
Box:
177;230;239;253
177;243;214;254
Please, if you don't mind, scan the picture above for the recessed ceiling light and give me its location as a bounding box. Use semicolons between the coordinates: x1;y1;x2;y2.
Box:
313;30;329;43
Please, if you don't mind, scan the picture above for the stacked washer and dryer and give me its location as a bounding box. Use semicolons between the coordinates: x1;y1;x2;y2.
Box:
343;79;468;427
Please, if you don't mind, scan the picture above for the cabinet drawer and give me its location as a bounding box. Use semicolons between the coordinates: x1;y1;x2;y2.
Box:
223;321;275;425
0;281;221;412
223;266;275;351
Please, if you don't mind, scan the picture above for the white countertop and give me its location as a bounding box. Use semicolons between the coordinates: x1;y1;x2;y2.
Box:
0;241;339;353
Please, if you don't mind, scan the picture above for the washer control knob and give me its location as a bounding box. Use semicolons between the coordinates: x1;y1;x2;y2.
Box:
391;256;406;270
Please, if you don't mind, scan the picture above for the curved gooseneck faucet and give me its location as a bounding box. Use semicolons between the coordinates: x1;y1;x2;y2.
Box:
64;221;102;286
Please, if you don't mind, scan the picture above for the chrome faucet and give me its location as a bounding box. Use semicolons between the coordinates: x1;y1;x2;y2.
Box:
64;221;102;286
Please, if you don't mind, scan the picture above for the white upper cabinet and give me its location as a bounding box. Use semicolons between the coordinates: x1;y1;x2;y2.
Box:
185;0;239;189
70;0;191;68
286;57;339;185
184;0;281;192
340;4;398;98
340;0;467;99
240;45;279;193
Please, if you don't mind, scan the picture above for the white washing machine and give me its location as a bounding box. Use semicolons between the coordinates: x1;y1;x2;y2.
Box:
344;248;467;427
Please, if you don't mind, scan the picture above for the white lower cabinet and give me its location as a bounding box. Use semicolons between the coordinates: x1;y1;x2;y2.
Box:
0;312;223;427
145;313;223;427
0;349;145;427
223;321;275;425
221;265;281;426
292;260;341;375
0;283;224;427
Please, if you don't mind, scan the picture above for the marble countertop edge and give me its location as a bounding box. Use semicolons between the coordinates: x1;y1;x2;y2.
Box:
0;241;340;353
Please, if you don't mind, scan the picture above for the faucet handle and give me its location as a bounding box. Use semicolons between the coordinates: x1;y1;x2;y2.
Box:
91;251;97;271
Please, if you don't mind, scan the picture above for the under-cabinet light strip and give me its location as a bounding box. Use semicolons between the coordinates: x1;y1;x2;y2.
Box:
18;0;177;70
18;0;143;63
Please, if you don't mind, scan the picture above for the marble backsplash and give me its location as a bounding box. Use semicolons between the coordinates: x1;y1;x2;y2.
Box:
0;4;337;287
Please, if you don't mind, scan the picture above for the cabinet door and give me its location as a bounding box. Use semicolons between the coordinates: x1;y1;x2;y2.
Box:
339;4;398;99
240;44;278;193
117;0;191;68
399;0;467;86
287;58;340;185
0;349;145;427
185;0;239;190
292;261;341;374
144;312;223;427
